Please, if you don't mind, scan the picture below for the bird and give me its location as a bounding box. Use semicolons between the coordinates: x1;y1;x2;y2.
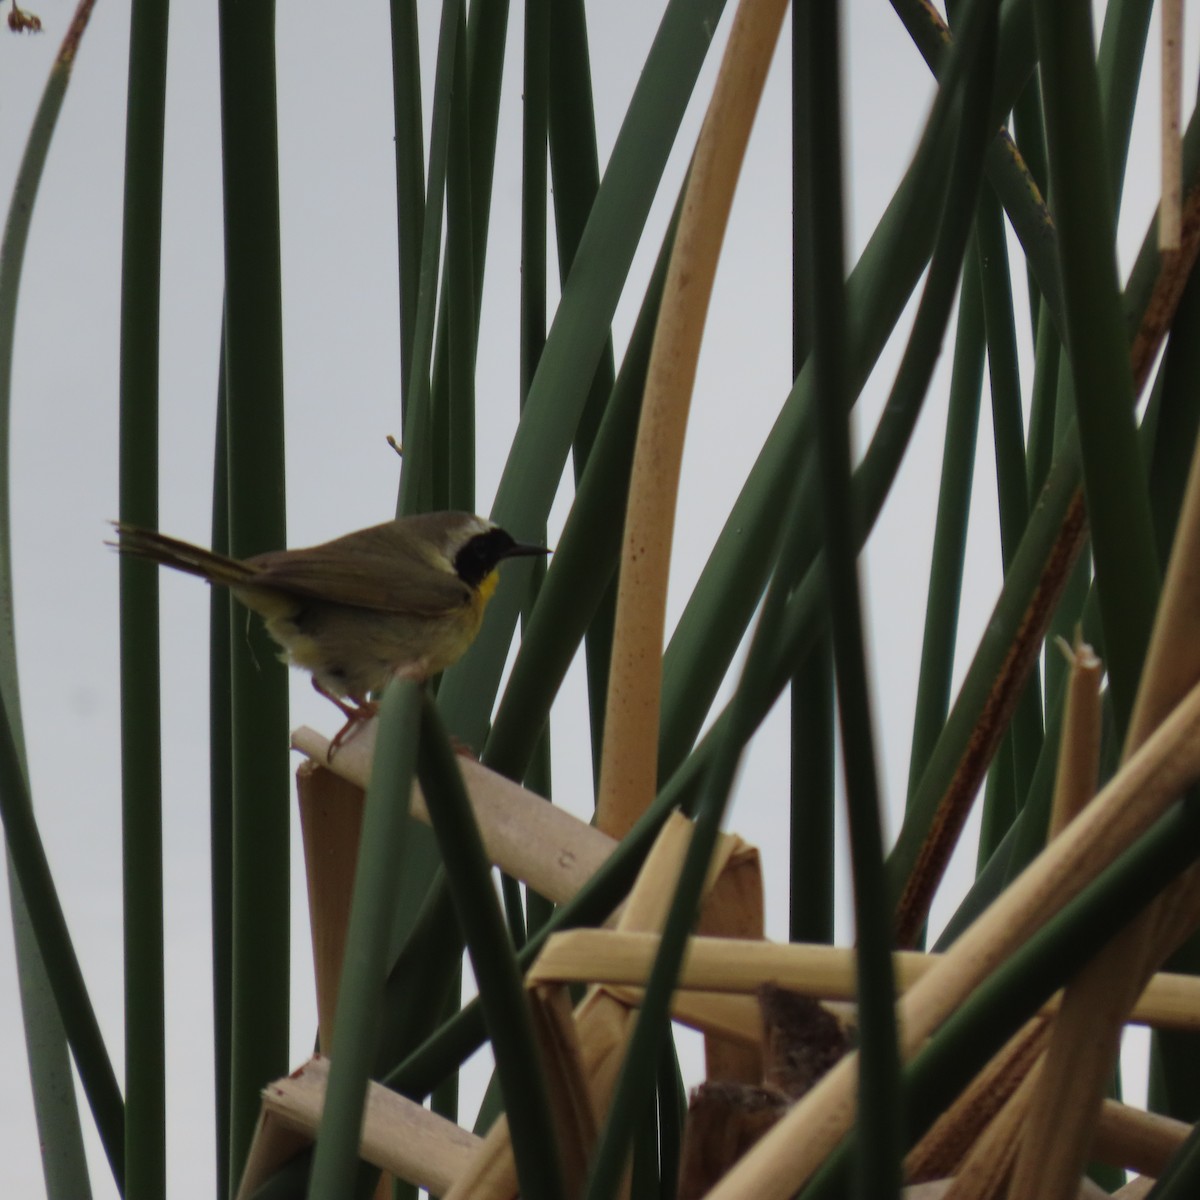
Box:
111;511;548;753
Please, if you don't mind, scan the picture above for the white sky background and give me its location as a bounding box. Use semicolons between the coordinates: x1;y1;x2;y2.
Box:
0;0;1190;1195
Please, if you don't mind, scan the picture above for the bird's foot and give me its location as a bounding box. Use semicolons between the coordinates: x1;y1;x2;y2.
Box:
313;679;377;761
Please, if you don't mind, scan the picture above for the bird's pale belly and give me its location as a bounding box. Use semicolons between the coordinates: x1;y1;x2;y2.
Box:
258;598;484;702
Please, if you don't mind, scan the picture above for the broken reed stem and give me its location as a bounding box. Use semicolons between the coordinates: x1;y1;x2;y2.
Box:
296;764;367;1053
1048;636;1103;838
291;724;614;905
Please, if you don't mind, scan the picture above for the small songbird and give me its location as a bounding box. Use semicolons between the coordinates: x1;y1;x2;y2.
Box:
112;511;548;751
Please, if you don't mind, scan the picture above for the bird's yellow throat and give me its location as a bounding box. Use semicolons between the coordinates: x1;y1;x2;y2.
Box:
476;567;501;607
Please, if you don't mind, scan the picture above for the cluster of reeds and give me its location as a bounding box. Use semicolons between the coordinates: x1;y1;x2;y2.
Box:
4;0;1200;1197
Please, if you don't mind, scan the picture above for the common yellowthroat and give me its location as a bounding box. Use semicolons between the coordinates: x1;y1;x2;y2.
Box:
112;512;548;751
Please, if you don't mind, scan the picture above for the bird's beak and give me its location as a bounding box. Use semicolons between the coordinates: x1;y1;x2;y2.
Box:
505;541;551;559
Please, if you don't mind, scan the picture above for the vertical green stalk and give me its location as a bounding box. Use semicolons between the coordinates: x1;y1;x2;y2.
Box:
657;1044;686;1199
426;0;512;509
463;0;511;285
1023;303;1061;508
418;698;566;1200
978;192;1029;587
905;251;985;808
0;6;104;1196
118;0;169;1194
788;0;834;947
799;0;900;1189
1095;0;1154;204
384;0;466;1070
444;7;476;512
209;349;233;1200
547;0;617;765
1011;75;1047;336
522;0;549;409
390;0;424;413
789;639;834;943
631;1113;659;1198
397;0;464;515
216;0;290;1187
1043;361;1090;710
548;0;611;477
522;0;555;936
974;187;1042;857
1033;0;1160;734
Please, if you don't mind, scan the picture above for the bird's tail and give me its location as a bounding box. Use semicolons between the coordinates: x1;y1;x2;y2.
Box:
110;522;257;590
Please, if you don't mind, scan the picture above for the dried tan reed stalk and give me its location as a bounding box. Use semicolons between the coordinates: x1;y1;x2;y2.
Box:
528;929;1200;1032
292;724;614;905
594;0;789;838
255;1055;479;1195
908;1020;1049;1186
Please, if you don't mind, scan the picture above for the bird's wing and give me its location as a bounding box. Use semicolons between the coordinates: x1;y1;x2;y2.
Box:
249;546;472;615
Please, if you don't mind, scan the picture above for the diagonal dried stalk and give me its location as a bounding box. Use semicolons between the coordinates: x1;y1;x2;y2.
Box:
291;724;614;904
254;1056;480;1196
942;1060;1042;1200
1008;861;1200;1199
904;637;1105;1194
699;672;1200;1199
908;1019;1049;1187
1009;348;1200;1198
